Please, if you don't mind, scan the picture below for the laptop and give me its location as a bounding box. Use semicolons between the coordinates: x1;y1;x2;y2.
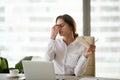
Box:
22;61;56;80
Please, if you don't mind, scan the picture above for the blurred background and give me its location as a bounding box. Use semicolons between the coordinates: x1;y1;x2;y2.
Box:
0;0;120;79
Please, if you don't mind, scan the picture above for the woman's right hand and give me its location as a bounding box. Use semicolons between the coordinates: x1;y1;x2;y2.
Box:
50;25;60;40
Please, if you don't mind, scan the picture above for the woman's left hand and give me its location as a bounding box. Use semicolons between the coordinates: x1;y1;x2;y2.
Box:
84;44;96;58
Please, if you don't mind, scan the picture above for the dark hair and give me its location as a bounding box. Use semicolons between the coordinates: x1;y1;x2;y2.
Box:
56;14;78;38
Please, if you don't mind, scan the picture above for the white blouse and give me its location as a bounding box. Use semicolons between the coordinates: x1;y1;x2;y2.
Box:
45;38;88;76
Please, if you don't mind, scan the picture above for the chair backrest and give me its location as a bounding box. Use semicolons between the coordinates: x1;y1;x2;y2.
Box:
76;36;95;76
15;56;33;73
15;56;41;73
0;57;9;73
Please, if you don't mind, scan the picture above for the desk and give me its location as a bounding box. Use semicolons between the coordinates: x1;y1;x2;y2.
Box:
0;74;119;80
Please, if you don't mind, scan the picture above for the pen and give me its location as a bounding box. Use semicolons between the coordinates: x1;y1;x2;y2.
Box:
56;79;65;80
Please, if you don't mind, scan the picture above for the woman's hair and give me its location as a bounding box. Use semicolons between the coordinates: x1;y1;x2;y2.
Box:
56;14;78;38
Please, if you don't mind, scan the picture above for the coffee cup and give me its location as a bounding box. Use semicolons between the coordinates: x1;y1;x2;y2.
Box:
10;69;19;76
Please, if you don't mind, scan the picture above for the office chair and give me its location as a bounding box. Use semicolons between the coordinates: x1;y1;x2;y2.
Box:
15;56;41;73
0;57;9;73
76;36;95;76
15;56;33;73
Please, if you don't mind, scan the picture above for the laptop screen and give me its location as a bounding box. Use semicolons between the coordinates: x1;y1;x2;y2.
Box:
22;61;56;80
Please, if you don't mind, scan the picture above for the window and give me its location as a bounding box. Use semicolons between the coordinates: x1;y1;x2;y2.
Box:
0;0;83;67
91;0;120;78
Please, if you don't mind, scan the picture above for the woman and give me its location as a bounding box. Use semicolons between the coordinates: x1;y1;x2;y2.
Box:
45;14;95;76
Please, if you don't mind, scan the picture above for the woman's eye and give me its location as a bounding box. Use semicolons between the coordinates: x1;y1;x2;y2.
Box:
60;24;65;27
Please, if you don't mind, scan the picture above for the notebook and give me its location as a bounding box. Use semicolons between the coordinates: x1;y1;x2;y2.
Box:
80;77;119;80
22;61;56;80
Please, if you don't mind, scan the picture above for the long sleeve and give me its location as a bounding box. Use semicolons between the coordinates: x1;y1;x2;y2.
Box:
45;39;56;61
74;51;88;76
45;38;89;75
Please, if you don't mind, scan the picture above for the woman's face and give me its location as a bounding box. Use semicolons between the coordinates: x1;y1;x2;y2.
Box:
56;18;73;37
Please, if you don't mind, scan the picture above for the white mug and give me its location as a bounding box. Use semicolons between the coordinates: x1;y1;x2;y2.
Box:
10;69;19;76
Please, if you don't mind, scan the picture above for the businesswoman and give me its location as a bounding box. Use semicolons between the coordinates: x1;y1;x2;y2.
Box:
45;14;95;76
